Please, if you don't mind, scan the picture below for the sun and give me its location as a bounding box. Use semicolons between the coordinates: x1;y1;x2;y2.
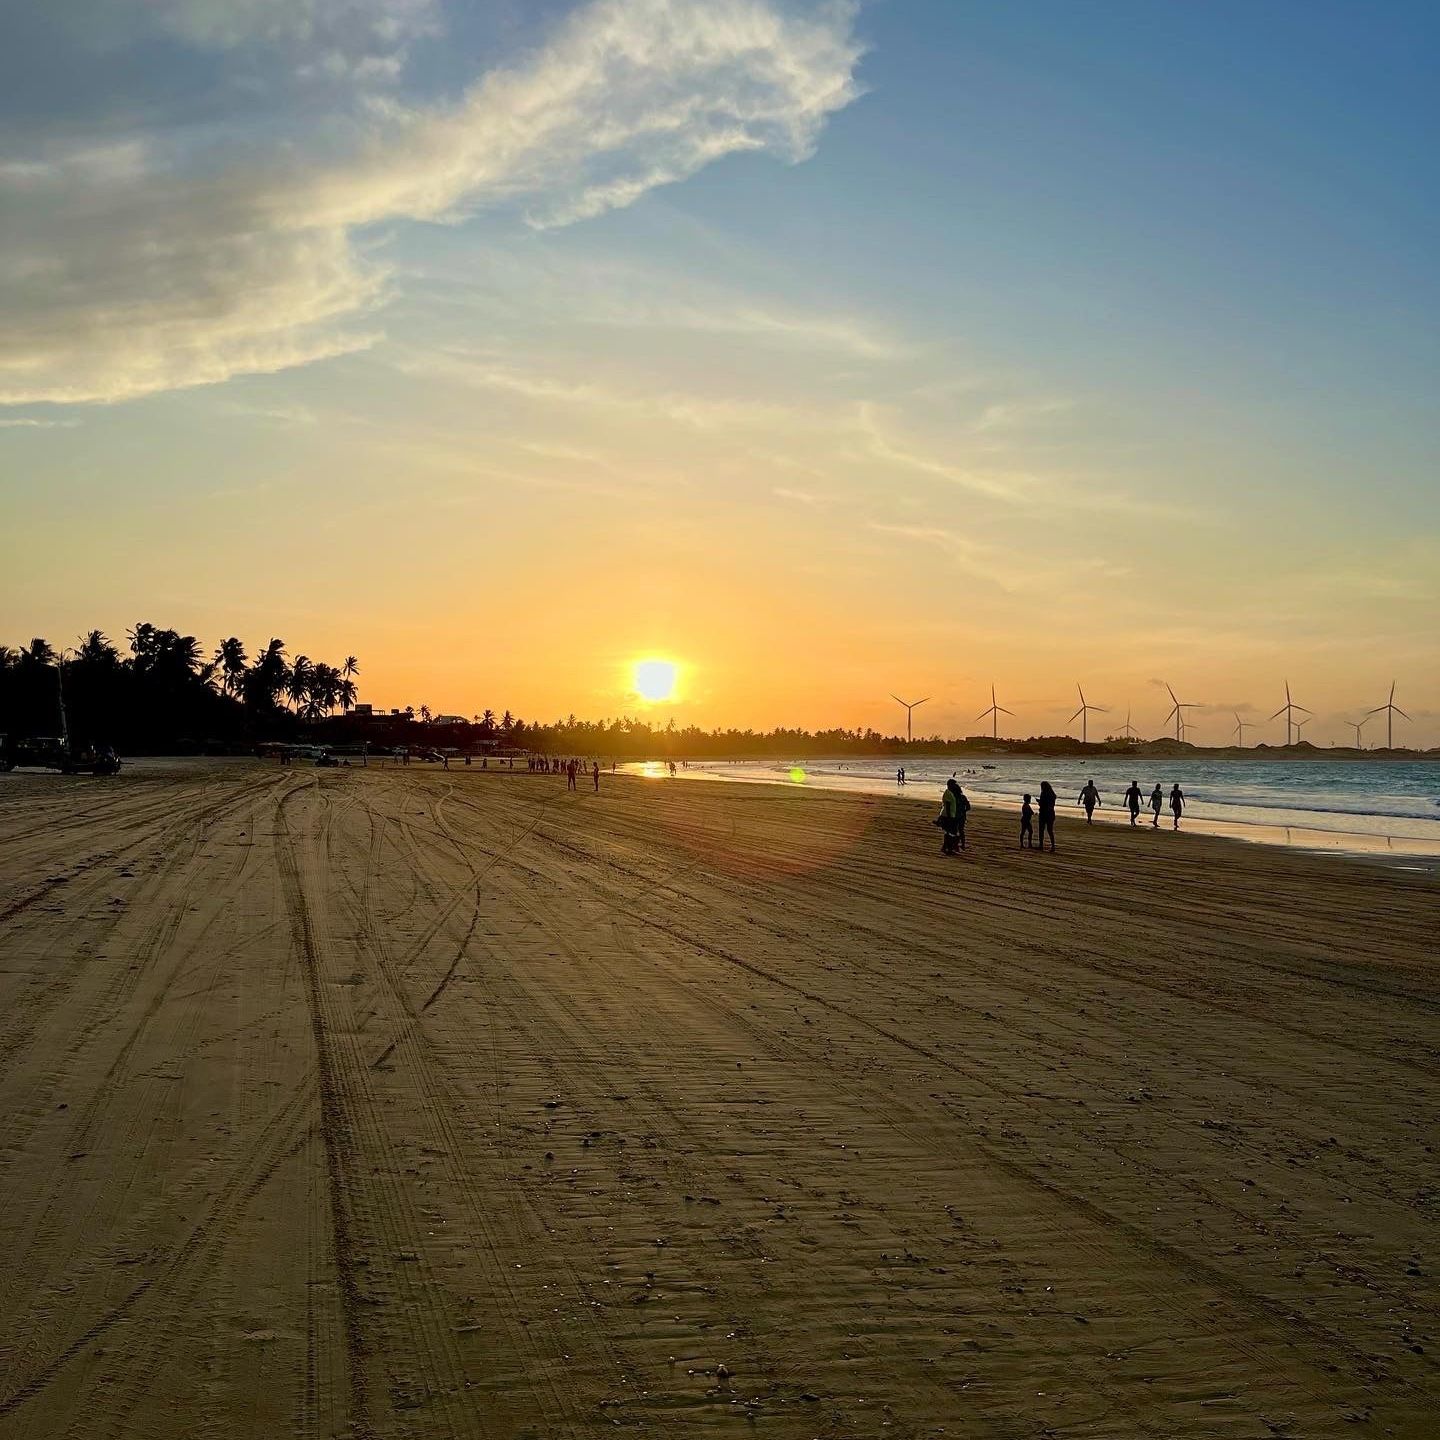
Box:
632;658;679;704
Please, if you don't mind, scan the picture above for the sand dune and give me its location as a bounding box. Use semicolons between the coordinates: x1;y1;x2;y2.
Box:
0;760;1435;1438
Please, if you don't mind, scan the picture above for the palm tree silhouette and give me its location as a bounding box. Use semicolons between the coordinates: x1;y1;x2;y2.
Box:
79;630;119;667
214;637;248;698
286;656;312;713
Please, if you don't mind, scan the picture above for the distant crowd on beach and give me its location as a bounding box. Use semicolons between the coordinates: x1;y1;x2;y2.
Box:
931;773;1186;855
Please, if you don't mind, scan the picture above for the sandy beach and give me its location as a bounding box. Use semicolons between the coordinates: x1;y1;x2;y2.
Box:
0;759;1435;1439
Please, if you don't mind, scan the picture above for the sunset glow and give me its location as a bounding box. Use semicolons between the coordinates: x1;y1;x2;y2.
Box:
1;2;1435;744
633;660;679;705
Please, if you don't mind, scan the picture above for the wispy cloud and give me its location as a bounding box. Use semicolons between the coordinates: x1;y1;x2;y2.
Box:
398;349;814;431
856;403;1039;503
0;416;79;429
0;0;863;406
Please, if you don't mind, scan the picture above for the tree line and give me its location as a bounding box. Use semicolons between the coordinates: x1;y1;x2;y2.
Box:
0;626;359;753
3;621;1205;759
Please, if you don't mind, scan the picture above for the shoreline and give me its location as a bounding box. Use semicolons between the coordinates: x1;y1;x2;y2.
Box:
622;759;1440;868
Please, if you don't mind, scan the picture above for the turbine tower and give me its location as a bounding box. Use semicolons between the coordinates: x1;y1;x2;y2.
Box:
1367;681;1410;750
1293;715;1311;743
1269;680;1311;747
1163;683;1200;742
890;694;929;745
976;684;1014;741
1232;712;1251;747
1118;707;1139;742
1069;683;1109;745
1348;717;1369;749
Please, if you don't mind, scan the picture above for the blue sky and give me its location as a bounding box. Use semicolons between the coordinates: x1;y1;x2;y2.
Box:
2;1;1436;739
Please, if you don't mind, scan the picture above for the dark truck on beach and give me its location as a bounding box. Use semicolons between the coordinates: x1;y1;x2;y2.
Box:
0;734;122;775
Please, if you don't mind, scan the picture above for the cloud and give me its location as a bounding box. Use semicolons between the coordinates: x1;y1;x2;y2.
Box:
397;348;813;430
856;404;1039;503
0;0;863;406
143;0;438;55
0;417;79;429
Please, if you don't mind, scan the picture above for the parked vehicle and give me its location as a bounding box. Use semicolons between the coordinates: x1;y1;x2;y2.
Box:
1;735;121;774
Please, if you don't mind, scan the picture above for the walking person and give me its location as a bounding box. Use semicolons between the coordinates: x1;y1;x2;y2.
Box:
1150;783;1164;827
567;759;578;791
592;760;600;792
1078;778;1102;824
950;778;971;851
1170;783;1185;830
1123;779;1143;826
1037;781;1058;852
938;780;959;854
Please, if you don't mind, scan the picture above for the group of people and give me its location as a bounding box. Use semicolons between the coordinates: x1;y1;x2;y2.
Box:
1089;779;1186;830
938;775;1188;855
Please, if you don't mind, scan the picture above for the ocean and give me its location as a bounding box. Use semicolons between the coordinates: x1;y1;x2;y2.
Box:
624;755;1440;863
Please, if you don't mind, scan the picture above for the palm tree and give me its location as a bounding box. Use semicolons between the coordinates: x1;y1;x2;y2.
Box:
419;704;432;725
244;638;288;711
342;655;360;680
500;709;514;733
307;662;341;718
213;637;248;698
22;637;57;667
480;709;496;736
78;629;120;667
286;655;312;713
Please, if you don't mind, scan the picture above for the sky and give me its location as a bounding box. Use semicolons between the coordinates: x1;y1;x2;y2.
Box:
2;0;1437;746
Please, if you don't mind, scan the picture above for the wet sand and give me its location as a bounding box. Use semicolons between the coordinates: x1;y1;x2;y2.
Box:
0;759;1435;1438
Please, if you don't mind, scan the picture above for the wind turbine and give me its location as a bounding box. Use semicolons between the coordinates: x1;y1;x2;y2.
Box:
890;694;929;744
1163;683;1200;742
1367;681;1410;750
1232;712;1251;747
976;684;1014;741
1347;717;1369;749
1118;707;1139;742
1269;680;1311;747
1294;715;1311;743
1069;684;1109;745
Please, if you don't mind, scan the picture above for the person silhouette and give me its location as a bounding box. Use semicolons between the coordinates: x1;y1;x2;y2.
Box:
1123;780;1142;826
1150;783;1164;827
1037;781;1058;852
951;779;971;851
939;780;959;854
1170;783;1185;829
592;760;600;792
1078;779;1102;824
1020;793;1035;849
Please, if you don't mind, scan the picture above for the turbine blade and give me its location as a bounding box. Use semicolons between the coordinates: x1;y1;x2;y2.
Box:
998;706;1014;715
1394;707;1411;720
1268;707;1286;720
915;698;930;707
1366;705;1386;716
